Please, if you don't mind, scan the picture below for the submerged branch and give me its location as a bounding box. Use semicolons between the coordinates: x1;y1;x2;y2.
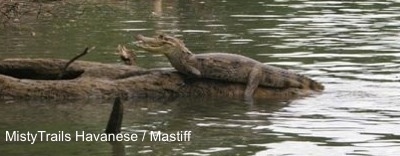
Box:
105;97;124;135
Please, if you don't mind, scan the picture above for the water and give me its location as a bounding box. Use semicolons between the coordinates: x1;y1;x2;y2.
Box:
1;0;399;155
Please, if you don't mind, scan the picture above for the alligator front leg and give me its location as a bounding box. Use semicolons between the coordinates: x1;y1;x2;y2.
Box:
244;67;264;102
187;58;202;76
186;65;201;76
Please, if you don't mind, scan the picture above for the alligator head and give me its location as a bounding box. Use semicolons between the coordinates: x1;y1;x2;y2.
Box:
135;34;192;55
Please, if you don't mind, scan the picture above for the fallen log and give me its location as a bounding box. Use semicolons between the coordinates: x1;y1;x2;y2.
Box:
0;58;312;100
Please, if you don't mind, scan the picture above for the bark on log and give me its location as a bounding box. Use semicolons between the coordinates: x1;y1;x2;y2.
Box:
0;58;311;100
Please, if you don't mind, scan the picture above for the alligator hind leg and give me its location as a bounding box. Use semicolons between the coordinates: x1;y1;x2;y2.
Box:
244;67;263;101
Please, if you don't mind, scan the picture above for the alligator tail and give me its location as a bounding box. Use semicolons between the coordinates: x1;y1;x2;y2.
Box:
295;74;324;91
262;66;324;91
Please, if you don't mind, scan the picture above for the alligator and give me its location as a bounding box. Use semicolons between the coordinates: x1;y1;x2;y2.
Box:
135;34;324;99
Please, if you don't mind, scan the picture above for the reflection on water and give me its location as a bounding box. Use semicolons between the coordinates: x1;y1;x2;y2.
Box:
1;0;400;155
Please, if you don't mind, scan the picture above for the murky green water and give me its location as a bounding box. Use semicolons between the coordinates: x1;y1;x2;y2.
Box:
1;0;399;155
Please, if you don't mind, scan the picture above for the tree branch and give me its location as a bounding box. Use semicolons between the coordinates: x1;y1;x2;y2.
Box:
58;46;94;79
105;97;124;135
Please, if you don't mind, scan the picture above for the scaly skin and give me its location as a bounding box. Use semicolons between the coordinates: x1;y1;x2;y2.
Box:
135;34;324;99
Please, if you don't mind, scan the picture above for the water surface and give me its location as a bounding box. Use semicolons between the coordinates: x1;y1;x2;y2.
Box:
1;0;399;155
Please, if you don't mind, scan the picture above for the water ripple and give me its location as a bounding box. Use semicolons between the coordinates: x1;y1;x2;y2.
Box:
2;0;400;155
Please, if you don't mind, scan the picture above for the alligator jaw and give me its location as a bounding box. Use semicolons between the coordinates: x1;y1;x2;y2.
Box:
134;34;165;54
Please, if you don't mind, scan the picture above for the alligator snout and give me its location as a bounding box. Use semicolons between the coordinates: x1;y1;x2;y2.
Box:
135;34;157;43
135;34;144;41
